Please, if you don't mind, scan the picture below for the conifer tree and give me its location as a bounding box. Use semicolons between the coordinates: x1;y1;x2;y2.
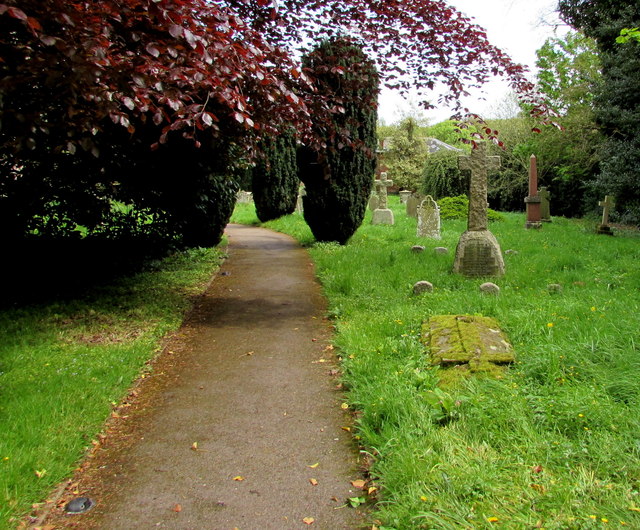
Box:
252;134;299;222
298;38;378;244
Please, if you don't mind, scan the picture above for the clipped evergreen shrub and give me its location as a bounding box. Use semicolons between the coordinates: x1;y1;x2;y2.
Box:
439;195;504;221
422;150;468;198
252;133;299;222
298;38;378;244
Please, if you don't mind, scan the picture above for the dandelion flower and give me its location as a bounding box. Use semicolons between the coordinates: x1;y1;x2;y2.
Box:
547;322;554;328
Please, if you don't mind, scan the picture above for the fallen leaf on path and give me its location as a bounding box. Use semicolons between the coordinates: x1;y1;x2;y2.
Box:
233;476;245;481
328;369;340;376
240;351;254;357
341;426;351;432
351;479;366;489
172;504;182;512
324;344;334;351
303;517;315;525
311;338;317;342
368;487;377;495
312;358;328;364
341;403;349;410
309;478;318;486
307;463;319;469
191;442;198;451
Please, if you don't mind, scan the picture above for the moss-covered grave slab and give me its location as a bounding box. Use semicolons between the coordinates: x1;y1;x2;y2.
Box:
422;315;514;372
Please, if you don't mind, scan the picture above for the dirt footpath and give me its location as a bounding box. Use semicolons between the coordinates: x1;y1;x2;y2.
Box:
42;224;366;529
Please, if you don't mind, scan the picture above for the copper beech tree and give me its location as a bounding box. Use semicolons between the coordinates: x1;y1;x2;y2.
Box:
0;0;545;242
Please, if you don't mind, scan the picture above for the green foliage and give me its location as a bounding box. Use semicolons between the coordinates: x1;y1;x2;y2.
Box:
421;150;467;199
425;120;475;148
252;133;299;222
438;195;503;221
559;0;640;224
617;26;640;43
298;38;378;244
379;118;430;191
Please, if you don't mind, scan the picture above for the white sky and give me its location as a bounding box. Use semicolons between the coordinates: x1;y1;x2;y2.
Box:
378;0;568;124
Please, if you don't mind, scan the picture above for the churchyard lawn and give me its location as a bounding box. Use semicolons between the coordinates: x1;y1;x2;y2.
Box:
233;196;640;529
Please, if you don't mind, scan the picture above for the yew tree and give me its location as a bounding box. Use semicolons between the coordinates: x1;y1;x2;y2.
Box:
1;0;544;243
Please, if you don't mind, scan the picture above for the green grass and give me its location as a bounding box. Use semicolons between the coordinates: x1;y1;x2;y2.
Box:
0;245;226;528
232;199;640;529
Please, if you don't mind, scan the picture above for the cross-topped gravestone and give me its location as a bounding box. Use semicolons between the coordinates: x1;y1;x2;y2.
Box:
524;154;542;229
597;195;615;235
416;196;441;239
458;142;500;231
371;172;395;225
453;142;505;277
539;186;551;222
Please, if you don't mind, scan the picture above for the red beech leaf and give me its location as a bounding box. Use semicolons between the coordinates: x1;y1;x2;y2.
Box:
145;43;160;58
7;6;28;21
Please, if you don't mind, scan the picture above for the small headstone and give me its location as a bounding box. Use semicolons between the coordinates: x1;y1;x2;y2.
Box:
422;315;514;373
413;281;434;294
479;282;500;295
416;196;441;239
399;190;412;204
539;187;552;222
453;142;505;277
236;191;253;204
371;172;395;225
296;186;306;214
504;249;519;256
524;154;542;229
411;245;426;253
368;193;380;212
406;192;422;218
547;283;563;294
597;195;615;235
434;247;449;255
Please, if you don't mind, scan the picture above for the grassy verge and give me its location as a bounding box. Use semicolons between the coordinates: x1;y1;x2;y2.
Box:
0;245;226;528
232;200;640;529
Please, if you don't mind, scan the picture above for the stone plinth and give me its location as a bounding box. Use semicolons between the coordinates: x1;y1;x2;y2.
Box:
371;208;394;225
453;230;505;277
399;190;412;204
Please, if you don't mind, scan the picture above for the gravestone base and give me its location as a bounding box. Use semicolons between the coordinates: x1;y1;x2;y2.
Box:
372;208;394;225
596;224;614;236
525;221;542;230
453;230;505;277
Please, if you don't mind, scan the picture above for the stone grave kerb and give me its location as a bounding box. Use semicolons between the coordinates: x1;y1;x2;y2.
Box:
453;142;505;277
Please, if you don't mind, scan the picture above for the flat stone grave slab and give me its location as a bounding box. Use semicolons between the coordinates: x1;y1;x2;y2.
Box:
422;315;514;372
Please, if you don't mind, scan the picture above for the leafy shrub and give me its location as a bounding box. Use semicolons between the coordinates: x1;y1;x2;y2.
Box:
421;150;468;198
438;195;504;221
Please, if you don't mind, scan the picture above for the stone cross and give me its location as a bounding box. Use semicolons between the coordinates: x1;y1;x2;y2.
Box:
453;142;505;277
458;143;500;231
524;154;542;229
539;187;551;222
375;172;393;209
599;195;615;226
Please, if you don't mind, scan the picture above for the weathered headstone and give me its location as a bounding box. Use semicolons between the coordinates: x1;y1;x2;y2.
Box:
236;190;253;204
597;195;615;235
479;282;500;295
453;143;505;277
399;190;412;204
524;154;542;229
368;192;380;212
413;281;434;294
406;192;422;218
416;196;441;239
539;187;551;222
371;172;395;225
296;186;306;214
422;315;514;373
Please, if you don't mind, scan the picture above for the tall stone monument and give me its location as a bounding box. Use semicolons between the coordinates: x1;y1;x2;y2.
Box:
597;195;615;235
371;172;395;225
524;154;542;229
539;187;551;222
453;143;505;277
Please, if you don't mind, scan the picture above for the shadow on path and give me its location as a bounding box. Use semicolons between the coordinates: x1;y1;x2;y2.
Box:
43;224;365;529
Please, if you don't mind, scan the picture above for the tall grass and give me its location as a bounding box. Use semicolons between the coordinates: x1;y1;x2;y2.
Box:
232;200;640;529
0;246;226;528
